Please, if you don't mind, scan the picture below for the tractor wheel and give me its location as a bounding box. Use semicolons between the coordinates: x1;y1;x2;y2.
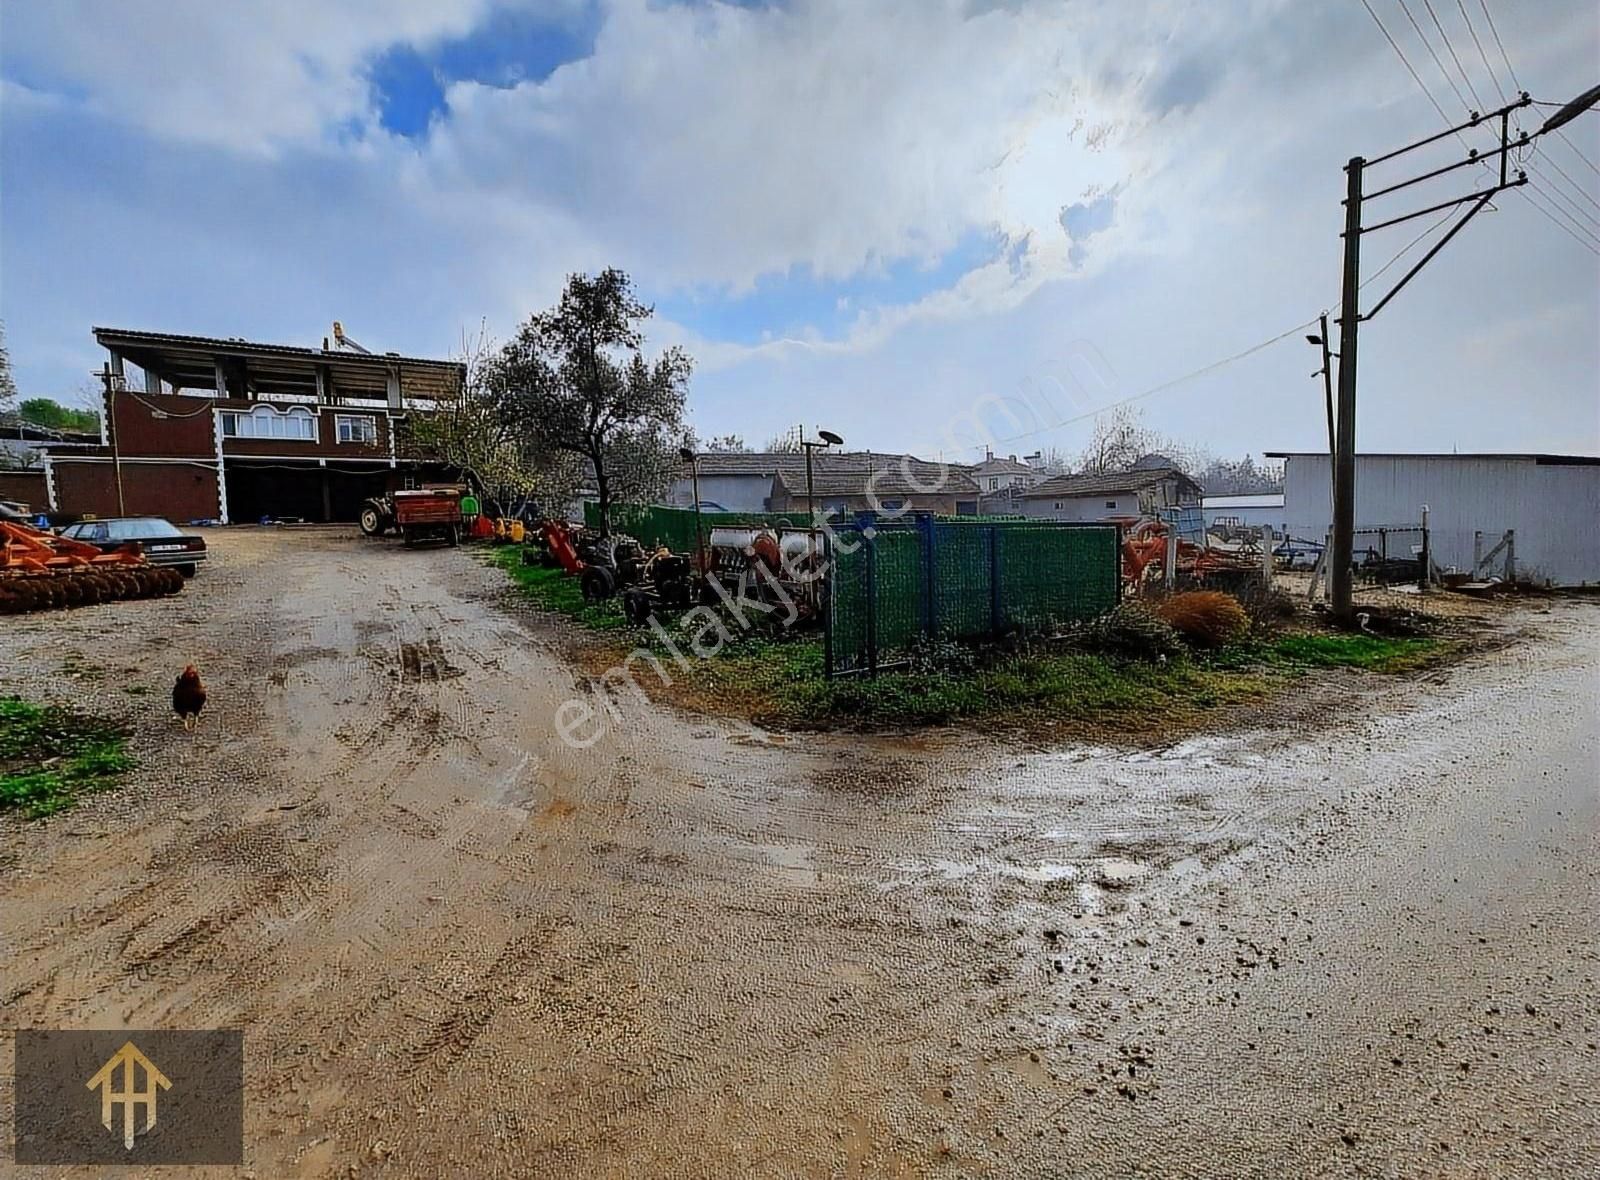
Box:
580;565;617;602
359;504;386;536
622;590;654;625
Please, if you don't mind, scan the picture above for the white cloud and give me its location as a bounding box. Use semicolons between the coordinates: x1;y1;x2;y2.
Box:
0;0;504;151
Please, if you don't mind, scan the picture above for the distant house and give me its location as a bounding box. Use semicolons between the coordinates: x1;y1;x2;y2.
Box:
669;450;980;517
1017;467;1202;522
1202;492;1285;531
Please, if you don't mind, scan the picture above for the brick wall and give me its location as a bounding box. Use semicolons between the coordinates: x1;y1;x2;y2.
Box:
51;460;219;522
0;469;48;511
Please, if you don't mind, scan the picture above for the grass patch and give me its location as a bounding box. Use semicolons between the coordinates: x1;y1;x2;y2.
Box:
1208;632;1445;674
487;551;1455;732
486;548;633;631
0;696;134;819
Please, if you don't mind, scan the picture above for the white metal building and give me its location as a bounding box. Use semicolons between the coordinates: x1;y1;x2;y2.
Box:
1202;492;1285;531
1270;452;1600;586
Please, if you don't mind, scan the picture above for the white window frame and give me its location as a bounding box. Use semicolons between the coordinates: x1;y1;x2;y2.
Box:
220;404;318;442
335;414;378;445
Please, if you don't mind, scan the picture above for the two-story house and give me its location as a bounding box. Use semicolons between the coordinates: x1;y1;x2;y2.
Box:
41;326;464;523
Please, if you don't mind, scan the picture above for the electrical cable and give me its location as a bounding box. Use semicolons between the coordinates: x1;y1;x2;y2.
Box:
1398;0;1472;114
1457;0;1507;105
1423;0;1486;112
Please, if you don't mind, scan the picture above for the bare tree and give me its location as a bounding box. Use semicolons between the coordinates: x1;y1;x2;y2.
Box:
762;426;802;453
0;320;18;417
404;323;583;515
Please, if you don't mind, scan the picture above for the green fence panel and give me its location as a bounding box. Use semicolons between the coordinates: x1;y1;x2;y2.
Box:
826;517;1121;675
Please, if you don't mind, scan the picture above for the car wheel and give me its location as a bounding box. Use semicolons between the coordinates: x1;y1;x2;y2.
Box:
179;563;198;579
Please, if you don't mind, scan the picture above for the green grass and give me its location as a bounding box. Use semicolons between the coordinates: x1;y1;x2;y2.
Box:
0;696;134;819
486;547;633;631
1206;632;1444;674
486;548;1452;730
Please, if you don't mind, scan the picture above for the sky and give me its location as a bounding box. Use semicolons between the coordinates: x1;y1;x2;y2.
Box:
2;0;1597;464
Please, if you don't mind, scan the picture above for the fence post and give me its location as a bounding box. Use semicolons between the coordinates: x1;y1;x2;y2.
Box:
1379;527;1388;583
1261;525;1274;585
1420;505;1431;589
988;524;1004;636
919;513;937;640
865;526;879;678
1164;523;1177;591
1473;530;1483;577
822;526;835;679
1505;529;1515;583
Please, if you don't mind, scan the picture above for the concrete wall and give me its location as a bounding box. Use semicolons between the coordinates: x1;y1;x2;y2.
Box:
665;473;773;512
1282;455;1600;586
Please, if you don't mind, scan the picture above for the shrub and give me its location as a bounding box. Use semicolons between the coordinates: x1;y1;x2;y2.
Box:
1066;601;1185;661
1154;590;1250;649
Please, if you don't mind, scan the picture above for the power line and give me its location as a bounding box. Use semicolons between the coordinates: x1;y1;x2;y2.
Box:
1359;0;1459;137
1423;0;1485;112
1478;0;1521;93
1521;181;1600;251
1457;0;1506;105
1553;128;1600;178
1529;145;1600;218
1398;0;1472;114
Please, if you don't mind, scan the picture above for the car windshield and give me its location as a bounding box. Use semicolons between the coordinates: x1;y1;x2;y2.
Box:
106;518;182;540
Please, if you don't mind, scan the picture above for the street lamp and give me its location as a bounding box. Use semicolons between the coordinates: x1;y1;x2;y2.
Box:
799;428;844;524
679;446;704;570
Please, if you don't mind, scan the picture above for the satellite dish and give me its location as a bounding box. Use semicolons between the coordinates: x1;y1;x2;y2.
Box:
818;430;844;446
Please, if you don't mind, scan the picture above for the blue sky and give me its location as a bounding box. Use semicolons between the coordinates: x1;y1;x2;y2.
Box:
2;0;1597;463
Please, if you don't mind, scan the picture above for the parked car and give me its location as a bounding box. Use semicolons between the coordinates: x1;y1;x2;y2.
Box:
57;516;208;576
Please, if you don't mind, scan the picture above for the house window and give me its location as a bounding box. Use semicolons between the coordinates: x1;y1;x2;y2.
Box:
220;405;316;441
336;415;378;445
1105;499;1118;509
988;477;999;490
879;499;905;512
1054;502;1063;510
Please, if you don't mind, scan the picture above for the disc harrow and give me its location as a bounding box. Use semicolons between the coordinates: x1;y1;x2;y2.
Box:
0;521;186;615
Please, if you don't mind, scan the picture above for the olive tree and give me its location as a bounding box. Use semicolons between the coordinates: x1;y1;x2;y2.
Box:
490;269;691;534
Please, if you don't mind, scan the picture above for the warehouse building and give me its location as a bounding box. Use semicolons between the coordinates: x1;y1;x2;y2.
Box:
1271;451;1600;586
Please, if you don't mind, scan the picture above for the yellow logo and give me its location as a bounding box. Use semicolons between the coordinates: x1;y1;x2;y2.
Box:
85;1040;172;1150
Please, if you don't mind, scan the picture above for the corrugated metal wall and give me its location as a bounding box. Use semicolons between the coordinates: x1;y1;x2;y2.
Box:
1283;455;1600;586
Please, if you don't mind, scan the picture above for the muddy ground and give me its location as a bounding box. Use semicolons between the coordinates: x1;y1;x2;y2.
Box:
2;527;1596;1178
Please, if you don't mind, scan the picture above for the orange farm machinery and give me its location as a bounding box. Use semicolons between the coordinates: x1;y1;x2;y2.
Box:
0;521;184;615
1121;519;1261;593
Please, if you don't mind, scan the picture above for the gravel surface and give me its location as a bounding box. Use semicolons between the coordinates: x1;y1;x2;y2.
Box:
2;527;1596;1177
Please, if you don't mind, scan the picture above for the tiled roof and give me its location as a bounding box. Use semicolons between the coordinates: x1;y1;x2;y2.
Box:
1023;467;1201;498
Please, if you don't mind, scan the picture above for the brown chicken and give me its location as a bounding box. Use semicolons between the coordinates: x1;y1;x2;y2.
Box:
172;665;207;730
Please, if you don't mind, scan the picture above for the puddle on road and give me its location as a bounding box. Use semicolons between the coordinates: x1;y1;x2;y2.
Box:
756;841;817;887
1094;857;1150;887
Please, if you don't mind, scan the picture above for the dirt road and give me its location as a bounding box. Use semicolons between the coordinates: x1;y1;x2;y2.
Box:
3;528;1596;1177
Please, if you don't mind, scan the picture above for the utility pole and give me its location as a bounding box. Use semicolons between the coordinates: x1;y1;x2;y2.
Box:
1331;160;1363;621
100;363;127;517
1320;86;1600;622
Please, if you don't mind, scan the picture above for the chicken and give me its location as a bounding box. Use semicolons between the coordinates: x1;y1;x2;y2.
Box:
172;665;207;730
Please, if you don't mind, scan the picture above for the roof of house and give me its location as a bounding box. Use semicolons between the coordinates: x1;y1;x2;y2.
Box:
0;413;99;444
92;326;464;400
765;451;980;498
1202;492;1284;509
1022;466;1201;499
1266;451;1600;464
972;455;1035;475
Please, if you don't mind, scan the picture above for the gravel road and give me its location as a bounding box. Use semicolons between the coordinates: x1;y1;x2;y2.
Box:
3;527;1595;1177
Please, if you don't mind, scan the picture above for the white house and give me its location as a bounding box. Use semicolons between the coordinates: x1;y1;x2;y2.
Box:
1017;467;1203;522
1271;452;1600;586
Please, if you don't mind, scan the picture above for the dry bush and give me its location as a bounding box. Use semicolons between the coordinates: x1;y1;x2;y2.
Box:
1154;590;1250;648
